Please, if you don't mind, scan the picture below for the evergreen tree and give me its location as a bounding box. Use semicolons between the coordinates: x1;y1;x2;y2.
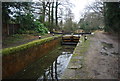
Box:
104;2;120;33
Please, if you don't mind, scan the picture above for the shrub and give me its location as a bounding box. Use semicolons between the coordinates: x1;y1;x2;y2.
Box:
34;21;48;34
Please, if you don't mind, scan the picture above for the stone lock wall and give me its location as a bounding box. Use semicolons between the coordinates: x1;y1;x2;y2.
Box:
2;37;61;78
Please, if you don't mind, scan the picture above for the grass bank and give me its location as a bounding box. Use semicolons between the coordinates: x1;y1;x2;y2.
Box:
1;35;61;56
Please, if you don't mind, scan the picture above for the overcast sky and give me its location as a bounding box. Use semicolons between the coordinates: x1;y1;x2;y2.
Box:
69;0;95;22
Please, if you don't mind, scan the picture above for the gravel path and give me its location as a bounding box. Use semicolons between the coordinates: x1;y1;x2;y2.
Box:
61;31;119;79
85;31;119;79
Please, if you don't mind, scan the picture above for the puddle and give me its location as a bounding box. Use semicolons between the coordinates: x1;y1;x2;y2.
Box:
101;42;114;49
101;42;119;56
10;45;75;80
100;51;109;56
111;52;119;55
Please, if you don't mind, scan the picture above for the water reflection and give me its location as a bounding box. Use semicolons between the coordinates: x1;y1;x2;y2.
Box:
37;51;73;80
10;45;75;80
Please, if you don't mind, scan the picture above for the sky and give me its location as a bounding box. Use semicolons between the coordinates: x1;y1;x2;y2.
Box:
69;0;95;22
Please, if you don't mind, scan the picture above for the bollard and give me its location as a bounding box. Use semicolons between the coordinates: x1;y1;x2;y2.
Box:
39;36;41;39
52;33;54;36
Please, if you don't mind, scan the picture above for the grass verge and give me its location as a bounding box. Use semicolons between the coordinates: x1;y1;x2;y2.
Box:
1;35;61;56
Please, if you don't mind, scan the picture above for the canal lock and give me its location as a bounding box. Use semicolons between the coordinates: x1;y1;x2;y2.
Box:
10;45;76;80
7;34;81;80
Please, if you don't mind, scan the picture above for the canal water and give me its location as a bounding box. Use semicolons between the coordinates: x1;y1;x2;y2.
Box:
10;45;75;80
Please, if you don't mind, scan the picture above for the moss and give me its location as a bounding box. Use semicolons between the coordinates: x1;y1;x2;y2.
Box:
1;35;62;56
73;36;90;56
80;37;90;53
69;36;90;68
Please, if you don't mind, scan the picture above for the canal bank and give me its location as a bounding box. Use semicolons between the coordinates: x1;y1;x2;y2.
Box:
61;36;90;79
2;35;62;78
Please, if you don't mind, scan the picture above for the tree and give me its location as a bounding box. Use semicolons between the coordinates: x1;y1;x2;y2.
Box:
55;0;58;27
85;1;120;33
2;2;11;23
104;2;120;33
85;0;103;16
78;11;104;32
78;0;105;32
51;1;54;28
63;16;78;33
2;2;34;35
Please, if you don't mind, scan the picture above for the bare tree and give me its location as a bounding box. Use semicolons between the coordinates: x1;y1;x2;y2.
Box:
85;0;103;16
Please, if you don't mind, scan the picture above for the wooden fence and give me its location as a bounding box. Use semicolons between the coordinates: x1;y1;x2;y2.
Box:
2;24;20;38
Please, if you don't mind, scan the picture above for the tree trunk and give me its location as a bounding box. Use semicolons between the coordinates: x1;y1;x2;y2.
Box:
55;1;58;27
48;3;51;23
42;2;45;23
51;2;54;31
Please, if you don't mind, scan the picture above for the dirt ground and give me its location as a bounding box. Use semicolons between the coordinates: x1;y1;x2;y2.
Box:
85;31;119;79
61;31;119;79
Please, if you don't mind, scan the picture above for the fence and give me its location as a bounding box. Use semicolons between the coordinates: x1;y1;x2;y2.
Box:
2;24;20;38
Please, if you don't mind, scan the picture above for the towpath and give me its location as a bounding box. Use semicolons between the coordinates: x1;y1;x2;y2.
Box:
61;31;119;79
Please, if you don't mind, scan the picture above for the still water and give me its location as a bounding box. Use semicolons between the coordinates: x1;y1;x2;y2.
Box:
11;45;75;80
